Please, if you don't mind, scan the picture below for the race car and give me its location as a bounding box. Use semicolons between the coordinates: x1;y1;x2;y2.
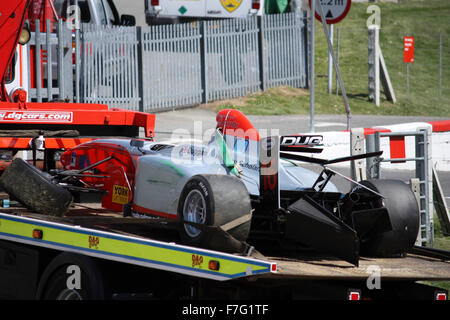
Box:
0;109;420;266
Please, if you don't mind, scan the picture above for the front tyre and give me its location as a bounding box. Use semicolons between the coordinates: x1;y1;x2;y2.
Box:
0;158;72;216
177;174;252;247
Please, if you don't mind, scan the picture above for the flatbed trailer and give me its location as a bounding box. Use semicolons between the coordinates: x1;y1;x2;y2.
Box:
0;203;449;300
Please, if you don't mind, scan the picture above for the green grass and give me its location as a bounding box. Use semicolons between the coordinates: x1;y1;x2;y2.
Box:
207;0;450;116
416;214;450;292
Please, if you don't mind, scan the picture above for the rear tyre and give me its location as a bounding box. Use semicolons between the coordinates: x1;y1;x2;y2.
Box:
0;158;72;216
351;179;420;257
37;253;104;300
177;174;252;247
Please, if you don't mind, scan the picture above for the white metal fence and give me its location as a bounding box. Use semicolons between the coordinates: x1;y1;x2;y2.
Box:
204;17;261;102
261;13;307;90
140;23;203;111
27;19;73;102
28;12;308;112
81;24;141;110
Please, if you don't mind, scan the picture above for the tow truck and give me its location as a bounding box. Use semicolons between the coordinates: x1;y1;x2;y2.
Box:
0;0;449;301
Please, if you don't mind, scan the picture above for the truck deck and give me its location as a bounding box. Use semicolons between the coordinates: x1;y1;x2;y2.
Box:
0;205;275;282
265;253;450;282
1;202;449;284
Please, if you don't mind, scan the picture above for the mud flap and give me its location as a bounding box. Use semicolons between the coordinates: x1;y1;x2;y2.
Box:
286;196;360;266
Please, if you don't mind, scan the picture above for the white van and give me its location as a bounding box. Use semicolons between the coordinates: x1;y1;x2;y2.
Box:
145;0;265;25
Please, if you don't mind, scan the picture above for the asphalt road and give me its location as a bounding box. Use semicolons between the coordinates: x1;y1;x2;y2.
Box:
152;107;448;139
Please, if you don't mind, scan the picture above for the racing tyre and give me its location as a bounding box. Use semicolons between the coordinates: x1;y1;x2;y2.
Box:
351;179;420;257
0;158;72;216
177;174;252;247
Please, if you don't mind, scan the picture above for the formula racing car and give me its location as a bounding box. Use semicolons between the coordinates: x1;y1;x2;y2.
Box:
0;109;420;266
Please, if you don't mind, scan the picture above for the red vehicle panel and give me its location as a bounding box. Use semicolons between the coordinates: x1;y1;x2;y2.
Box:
60;140;141;211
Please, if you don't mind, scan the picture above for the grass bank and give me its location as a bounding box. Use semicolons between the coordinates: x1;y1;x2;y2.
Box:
204;0;450;117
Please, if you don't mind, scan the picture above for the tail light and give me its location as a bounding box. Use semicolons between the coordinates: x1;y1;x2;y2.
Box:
151;0;159;6
435;291;448;300
347;289;361;300
252;0;260;10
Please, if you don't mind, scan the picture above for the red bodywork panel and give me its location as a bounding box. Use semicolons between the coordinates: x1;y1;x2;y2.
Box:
60;140;140;212
0;102;156;148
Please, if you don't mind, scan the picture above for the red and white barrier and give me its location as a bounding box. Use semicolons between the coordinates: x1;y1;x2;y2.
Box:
300;120;450;172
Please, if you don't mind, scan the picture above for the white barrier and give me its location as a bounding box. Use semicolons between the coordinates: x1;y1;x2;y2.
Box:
301;121;450;172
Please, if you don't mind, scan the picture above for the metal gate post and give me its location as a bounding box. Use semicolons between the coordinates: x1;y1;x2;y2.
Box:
74;3;81;103
415;128;433;247
137;26;144;112
410;178;422;245
35;19;42;102
57;20;65;101
258;15;267;92
372;129;433;247
373;131;381;179
46;19;53;102
200;21;208;104
365;133;380;179
350;128;366;181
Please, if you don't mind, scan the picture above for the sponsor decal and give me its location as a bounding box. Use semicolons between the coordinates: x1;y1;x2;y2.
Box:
192;254;204;268
280;135;323;147
112;185;130;205
0;111;73;123
198;181;209;197
220;0;243;13
178;145;206;158
238;160;258;171
88;235;100;249
233;138;249;152
217;115;239;129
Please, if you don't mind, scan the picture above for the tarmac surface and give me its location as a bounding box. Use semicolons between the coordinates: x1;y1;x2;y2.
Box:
152;107;448;140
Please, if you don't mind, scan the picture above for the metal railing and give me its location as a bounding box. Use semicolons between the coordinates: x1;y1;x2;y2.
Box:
366;129;434;247
140;22;203;111
27;19;73;102
204;17;261;102
25;13;308;111
81;23;141;110
261;12;308;90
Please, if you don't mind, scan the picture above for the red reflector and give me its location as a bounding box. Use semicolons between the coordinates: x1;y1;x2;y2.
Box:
252;1;260;10
151;0;159;5
271;263;277;272
208;260;220;271
347;290;361;300
32;229;43;239
435;292;447;300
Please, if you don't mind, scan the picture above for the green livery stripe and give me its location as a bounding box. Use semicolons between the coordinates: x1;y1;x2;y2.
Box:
0;213;274;280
